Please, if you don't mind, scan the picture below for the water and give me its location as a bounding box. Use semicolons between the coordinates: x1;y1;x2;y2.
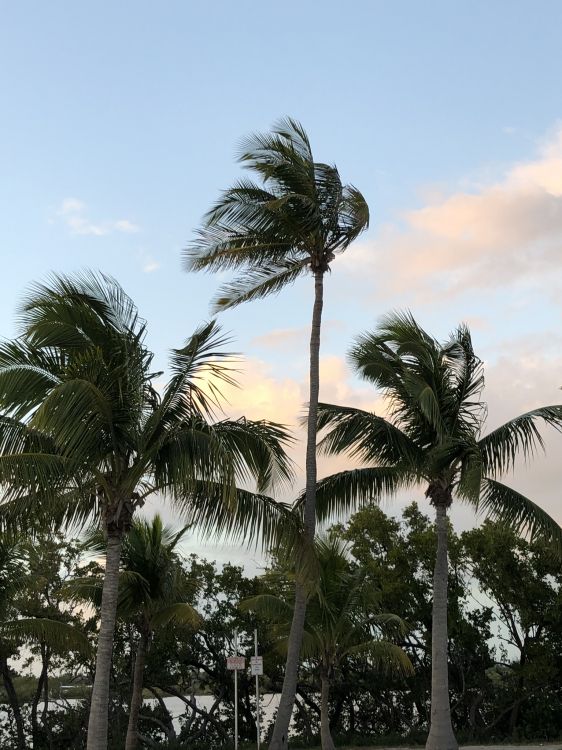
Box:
1;692;286;741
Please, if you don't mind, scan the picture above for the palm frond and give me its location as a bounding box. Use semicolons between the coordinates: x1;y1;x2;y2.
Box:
345;640;413;676
240;594;294;624
478;406;562;475
164;320;238;419
173;482;298;552
316;402;422;468
211;259;309;312
150;602;202;630
209;417;295;493
476;478;562;551
1;618;91;655
309;467;417;523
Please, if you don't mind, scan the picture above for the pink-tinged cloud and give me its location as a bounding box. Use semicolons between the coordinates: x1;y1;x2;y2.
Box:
337;128;562;300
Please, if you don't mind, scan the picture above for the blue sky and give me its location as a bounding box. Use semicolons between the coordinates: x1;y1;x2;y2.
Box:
2;1;562;559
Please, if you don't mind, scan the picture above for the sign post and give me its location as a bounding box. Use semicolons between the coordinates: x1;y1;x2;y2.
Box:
234;631;238;750
253;629;261;750
226;633;261;750
226;633;247;750
226;631;241;750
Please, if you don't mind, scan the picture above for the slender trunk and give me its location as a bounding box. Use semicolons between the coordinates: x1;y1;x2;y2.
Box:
125;627;149;750
86;531;123;750
31;641;47;746
320;672;336;750
269;268;324;750
31;640;51;748
425;503;458;750
42;647;53;750
0;655;26;750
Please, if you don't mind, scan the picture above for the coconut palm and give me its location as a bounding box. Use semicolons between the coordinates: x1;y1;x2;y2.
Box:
0;533;89;750
0;271;294;750
244;535;412;750
311;312;562;750
82;515;201;750
184;117;369;749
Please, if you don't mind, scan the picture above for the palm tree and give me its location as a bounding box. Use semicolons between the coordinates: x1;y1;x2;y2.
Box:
310;312;562;750
184;118;369;749
0;271;294;750
83;515;201;750
244;535;412;750
0;533;89;750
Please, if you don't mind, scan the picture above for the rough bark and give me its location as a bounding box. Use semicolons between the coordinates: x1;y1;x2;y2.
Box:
320;672;336;750
268;268;324;750
86;531;123;750
425;503;458;750
125;627;149;750
0;654;26;750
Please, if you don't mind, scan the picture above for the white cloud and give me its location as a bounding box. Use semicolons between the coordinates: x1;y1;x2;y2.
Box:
142;259;160;273
57;198;140;236
114;219;140;234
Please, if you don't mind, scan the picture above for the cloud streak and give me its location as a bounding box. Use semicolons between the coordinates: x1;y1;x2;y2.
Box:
58;198;140;236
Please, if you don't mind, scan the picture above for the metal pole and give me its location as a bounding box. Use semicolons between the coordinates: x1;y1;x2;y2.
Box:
254;628;260;750
234;629;238;750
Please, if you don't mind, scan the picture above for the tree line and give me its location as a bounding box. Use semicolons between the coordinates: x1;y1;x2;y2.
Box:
2;505;562;749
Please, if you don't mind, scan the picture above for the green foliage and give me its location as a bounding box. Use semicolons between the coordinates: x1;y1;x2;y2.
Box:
315;311;562;541
184;117;369;311
1;509;562;746
0;271;295;544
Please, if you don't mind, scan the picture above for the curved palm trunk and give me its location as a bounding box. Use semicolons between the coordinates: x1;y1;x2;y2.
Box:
125;626;149;750
86;531;123;750
269;269;324;750
425;503;458;750
320;671;336;750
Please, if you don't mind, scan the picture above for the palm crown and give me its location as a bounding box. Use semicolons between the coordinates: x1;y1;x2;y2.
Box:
0;271;294;542
184;117;369;311
246;536;410;673
314;311;562;539
116;515;201;631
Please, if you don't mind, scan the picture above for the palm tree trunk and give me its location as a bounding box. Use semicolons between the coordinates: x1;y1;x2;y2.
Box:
31;641;51;747
0;654;26;750
320;671;336;750
425;503;458;750
269;268;324;750
125;627;149;750
86;530;123;750
31;641;47;747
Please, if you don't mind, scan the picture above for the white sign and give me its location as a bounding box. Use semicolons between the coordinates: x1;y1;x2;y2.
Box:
227;656;246;671
250;656;263;676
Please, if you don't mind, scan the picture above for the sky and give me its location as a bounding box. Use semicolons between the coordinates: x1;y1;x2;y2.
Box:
2;0;562;568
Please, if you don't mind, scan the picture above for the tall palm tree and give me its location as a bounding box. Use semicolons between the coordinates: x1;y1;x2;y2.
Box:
83;515;201;750
184;118;369;749
310;312;562;750
0;271;294;750
244;535;412;750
